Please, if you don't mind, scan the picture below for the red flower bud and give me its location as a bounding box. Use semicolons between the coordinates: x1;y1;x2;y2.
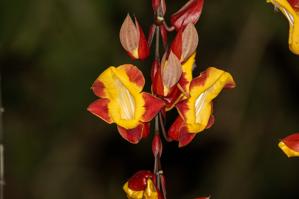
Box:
171;23;199;62
152;134;163;158
170;0;204;30
120;14;150;60
152;0;166;16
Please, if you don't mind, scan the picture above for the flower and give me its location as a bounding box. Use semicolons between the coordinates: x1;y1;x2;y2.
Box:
120;14;150;60
267;0;299;54
168;67;236;147
278;133;299;157
123;170;163;199
87;64;165;144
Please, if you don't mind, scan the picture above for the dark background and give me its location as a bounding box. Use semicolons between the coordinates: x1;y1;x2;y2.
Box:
1;0;299;198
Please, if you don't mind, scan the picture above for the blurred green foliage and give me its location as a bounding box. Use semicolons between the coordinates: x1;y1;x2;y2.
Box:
1;0;299;198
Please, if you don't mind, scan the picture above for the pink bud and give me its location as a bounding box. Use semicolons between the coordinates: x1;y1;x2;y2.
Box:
120;14;150;60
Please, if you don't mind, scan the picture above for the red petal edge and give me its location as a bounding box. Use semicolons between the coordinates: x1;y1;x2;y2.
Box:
141;93;165;122
117;124;145;144
135;18;150;60
122;64;145;88
91;79;105;98
282;133;299;152
87;99;113;124
170;0;204;30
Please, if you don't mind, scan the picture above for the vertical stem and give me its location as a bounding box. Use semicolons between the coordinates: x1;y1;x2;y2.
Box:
0;73;4;199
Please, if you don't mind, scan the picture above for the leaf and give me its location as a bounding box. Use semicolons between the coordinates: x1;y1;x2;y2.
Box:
162;51;182;88
170;0;204;30
181;23;199;61
119;14;139;56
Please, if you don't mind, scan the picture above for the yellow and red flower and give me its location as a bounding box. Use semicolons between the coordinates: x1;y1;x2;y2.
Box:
278;133;299;157
88;64;165;144
267;0;299;54
123;170;163;199
169;67;236;147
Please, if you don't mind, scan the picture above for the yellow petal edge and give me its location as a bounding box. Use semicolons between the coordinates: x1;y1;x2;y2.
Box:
278;141;299;157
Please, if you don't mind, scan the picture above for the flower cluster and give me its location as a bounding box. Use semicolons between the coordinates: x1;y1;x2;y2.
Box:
88;0;236;198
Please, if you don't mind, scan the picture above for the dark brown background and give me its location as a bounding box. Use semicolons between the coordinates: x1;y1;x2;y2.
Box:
1;0;299;198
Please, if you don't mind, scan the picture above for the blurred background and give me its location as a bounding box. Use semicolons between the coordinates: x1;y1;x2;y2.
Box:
1;0;299;198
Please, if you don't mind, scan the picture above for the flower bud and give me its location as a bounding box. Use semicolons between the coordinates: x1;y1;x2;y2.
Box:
152;134;163;158
171;23;198;62
120;14;150;60
170;0;204;30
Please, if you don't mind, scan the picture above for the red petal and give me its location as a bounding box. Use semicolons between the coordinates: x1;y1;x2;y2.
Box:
170;28;183;59
117;124;144;144
164;86;183;111
288;0;299;11
91;79;105;98
87;99;113;124
170;0;204;30
160;24;168;48
142;122;150;138
168;116;196;147
136;18;150;60
141;93;165;122
206;114;215;129
282;133;299;152
168;116;185;141
122;64;145;88
178;126;196;147
190;69;208;90
176;100;189;120
152;61;165;96
128;170;154;191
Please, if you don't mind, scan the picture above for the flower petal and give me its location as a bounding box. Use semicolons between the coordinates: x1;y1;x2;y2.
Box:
87;99;113;124
91;79;106;98
117;64;145;91
117;123;145;144
168;116;196;147
128;170;154;191
141;93;165;122
279;133;299;157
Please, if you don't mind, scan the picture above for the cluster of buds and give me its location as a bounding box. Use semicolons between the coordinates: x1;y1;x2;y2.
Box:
88;0;236;198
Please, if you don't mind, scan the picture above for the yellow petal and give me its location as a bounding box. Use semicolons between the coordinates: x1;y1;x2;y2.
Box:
97;65;145;129
267;0;299;54
278;141;299;157
184;67;235;133
123;182;144;199
143;179;159;199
